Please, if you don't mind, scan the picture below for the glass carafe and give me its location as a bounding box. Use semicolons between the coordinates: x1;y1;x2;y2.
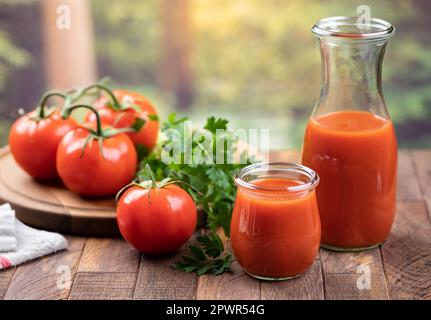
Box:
302;17;397;251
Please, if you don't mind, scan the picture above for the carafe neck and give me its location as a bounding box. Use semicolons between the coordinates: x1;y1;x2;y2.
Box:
311;17;394;119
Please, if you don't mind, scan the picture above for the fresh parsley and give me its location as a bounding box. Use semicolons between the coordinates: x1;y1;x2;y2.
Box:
148;114;159;121
172;234;233;275
137;113;253;236
137;113;254;275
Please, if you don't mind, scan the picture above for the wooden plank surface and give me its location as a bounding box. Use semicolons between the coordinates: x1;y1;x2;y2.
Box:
1;149;430;300
412;150;431;214
0;268;15;300
133;233;200;300
321;249;389;300
3;236;85;300
261;261;324;300
69;238;140;300
77;238;140;273
397;151;422;201
381;200;431;299
69;273;136;300
197;260;261;300
196;232;261;300
380;150;431;299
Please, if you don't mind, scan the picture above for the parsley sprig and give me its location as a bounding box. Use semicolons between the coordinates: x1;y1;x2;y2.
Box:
137;113;255;275
172;234;233;275
137;113;253;236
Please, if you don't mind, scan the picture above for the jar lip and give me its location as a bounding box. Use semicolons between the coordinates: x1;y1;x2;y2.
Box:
234;162;319;193
312;16;394;40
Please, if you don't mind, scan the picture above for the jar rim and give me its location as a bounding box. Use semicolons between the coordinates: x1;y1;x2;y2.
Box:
312;16;394;40
234;162;319;193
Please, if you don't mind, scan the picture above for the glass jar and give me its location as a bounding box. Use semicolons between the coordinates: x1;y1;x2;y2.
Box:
302;17;397;251
230;162;320;280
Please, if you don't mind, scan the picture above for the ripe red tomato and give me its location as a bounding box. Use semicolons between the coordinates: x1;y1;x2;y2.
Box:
56;105;137;197
86;89;159;151
117;181;197;254
9;110;76;180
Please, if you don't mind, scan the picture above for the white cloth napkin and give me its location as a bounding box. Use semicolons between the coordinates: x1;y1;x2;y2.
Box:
0;204;17;252
0;203;68;270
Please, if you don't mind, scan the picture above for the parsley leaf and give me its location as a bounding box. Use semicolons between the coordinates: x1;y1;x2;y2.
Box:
205;167;231;190
135;143;150;162
172;233;233;276
148;114;159;121
204;116;228;133
197;233;224;258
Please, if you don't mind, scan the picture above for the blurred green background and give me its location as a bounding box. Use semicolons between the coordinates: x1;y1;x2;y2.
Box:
0;0;430;148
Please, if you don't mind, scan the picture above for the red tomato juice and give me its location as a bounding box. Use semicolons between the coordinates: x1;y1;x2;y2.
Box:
230;177;321;279
302;110;397;249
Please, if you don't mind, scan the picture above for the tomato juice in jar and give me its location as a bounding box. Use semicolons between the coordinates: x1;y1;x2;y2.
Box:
230;163;321;280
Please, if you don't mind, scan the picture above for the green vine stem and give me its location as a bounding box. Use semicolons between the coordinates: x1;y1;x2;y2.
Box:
79;84;122;110
37;91;66;118
62;104;103;137
145;164;158;188
115;182;141;203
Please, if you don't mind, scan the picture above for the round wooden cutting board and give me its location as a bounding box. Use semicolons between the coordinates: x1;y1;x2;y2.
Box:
0;147;119;237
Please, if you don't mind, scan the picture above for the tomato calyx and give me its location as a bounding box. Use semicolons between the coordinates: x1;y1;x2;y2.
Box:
115;164;203;205
117;94;144;114
62;104;134;158
115;164;175;203
79;84;153;133
80;84;158;131
63;104;134;138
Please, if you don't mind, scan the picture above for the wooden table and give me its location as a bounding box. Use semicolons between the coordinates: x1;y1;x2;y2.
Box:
0;150;430;300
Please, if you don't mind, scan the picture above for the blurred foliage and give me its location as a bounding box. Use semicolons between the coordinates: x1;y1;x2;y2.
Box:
0;0;430;147
0;120;10;145
91;0;431;148
0;0;36;145
0;0;35;88
0;30;31;102
90;0;160;86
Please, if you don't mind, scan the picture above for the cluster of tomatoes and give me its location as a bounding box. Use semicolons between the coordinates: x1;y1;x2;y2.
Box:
9;85;158;196
9;83;197;254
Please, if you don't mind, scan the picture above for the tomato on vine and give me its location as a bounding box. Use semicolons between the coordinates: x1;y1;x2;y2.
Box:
83;85;159;154
56;105;137;197
9;92;77;180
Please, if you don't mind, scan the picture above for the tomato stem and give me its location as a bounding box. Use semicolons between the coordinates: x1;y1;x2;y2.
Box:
80;84;122;110
145;164;158;188
38;92;66;118
115;182;140;203
63;104;103;137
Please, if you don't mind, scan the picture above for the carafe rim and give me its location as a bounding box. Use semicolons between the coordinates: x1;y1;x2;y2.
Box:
312;16;395;41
